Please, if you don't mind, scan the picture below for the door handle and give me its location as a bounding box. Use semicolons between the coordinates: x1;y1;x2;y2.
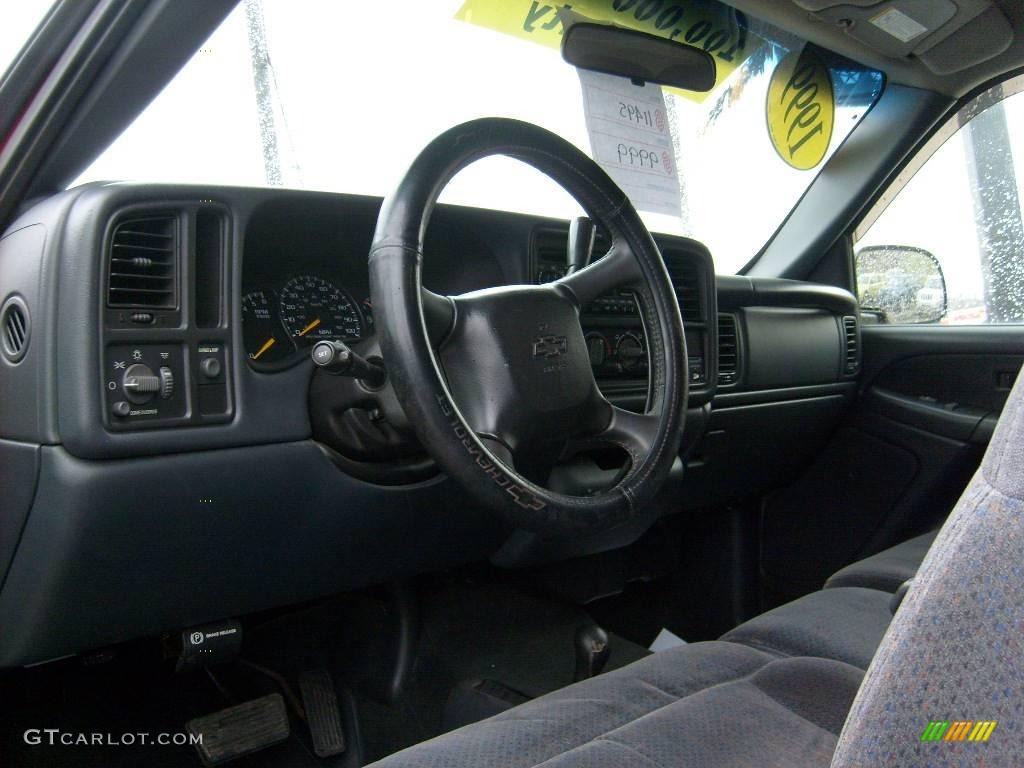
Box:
865;386;991;443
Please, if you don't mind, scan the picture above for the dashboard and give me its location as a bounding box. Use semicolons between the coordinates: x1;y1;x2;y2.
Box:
0;182;860;667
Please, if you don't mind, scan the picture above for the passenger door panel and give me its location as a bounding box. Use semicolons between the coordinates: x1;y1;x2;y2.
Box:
761;325;1022;603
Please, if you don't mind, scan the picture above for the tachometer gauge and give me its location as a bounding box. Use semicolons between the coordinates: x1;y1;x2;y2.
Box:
242;290;294;364
279;275;363;345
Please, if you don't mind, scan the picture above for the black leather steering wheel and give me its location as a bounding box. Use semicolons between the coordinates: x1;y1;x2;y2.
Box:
369;118;687;536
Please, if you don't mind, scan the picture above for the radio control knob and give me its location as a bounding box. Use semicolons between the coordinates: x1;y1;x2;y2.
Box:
615;334;645;372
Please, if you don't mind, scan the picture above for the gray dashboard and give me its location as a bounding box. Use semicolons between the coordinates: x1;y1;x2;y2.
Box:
0;183;859;666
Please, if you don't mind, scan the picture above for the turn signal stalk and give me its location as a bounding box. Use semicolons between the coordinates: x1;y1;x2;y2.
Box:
312;340;386;388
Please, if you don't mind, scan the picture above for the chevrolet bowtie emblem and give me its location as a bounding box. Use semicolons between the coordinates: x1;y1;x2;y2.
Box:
532;335;567;359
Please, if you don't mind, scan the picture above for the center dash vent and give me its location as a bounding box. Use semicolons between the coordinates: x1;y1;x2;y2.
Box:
663;251;703;322
842;315;859;374
533;228;568;282
107;215;178;308
532;226;610;283
718;313;739;386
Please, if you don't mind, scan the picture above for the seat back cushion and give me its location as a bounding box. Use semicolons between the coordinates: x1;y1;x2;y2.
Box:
721;587;892;669
823;530;936;592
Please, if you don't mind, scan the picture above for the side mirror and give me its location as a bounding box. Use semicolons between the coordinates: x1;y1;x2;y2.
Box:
561;23;716;92
855;245;947;324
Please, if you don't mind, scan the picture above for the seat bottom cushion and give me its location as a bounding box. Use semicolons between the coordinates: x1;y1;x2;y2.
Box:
366;641;863;768
721;587;893;670
824;531;937;592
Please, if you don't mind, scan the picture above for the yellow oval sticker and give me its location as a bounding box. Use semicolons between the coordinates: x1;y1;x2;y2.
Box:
766;47;834;171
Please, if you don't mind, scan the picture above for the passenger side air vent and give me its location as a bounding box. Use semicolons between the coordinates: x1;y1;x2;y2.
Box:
718;313;739;386
107;216;178;308
842;315;859;374
663;251;703;323
1;296;30;364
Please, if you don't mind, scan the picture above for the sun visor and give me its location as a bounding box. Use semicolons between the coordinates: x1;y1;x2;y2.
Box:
790;0;1013;74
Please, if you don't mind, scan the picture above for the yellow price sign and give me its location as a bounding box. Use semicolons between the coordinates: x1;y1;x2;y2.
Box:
766;47;835;171
455;0;764;101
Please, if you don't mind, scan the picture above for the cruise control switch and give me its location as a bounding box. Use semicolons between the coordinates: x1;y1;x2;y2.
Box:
312;340;386;388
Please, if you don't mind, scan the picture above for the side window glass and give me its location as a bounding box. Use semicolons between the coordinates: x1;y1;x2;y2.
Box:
854;82;1024;325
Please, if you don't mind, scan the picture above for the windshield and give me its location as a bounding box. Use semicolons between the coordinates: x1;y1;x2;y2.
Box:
75;0;883;273
0;1;53;80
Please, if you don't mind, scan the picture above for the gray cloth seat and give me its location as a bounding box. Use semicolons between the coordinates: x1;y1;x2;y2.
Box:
718;532;940;669
369;641;863;768
368;372;1023;768
833;371;1024;766
823;530;937;592
721;587;893;670
367;535;919;768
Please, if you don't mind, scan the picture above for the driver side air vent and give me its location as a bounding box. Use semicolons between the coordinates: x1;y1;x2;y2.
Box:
718;313;739;386
842;315;860;374
664;251;702;323
1;296;30;364
107;216;178;308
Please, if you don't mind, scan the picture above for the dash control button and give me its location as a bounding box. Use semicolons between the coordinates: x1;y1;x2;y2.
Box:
159;366;175;399
112;401;131;417
312;343;334;366
200;357;222;379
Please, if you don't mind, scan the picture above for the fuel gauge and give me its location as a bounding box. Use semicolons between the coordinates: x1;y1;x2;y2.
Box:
242;290;294;365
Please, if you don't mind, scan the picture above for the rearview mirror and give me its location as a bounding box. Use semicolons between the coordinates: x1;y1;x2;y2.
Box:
562;23;716;92
856;245;947;324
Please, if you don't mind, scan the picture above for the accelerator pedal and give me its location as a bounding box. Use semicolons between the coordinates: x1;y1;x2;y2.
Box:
299;668;347;758
187;693;289;766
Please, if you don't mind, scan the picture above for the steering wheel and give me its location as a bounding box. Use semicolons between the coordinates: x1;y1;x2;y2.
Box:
369;118;687;536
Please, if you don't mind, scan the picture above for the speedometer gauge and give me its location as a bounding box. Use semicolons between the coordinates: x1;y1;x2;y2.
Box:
279;275;363;345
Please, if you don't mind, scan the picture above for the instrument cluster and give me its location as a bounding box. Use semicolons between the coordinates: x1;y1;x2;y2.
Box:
242;274;374;369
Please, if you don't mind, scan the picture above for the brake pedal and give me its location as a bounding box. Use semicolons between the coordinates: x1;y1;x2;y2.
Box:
187;693;290;766
299;668;346;758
